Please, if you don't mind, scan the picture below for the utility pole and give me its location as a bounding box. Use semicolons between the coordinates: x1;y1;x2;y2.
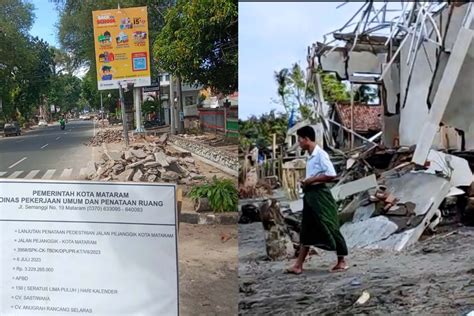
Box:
118;82;129;147
177;75;184;133
169;73;175;135
100;92;104;128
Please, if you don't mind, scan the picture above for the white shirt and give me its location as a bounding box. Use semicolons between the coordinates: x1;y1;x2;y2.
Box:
305;145;336;178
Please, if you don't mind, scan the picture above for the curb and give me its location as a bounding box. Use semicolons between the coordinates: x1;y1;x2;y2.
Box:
179;212;238;225
100;142;237;225
170;144;238;177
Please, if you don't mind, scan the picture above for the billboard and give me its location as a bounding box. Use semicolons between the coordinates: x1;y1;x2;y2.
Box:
92;6;151;90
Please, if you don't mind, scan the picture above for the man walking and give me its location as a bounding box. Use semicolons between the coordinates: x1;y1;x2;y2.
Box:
286;125;348;274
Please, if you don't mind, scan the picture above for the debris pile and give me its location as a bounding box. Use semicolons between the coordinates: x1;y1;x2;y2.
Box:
82;138;205;185
169;135;239;172
87;129;123;146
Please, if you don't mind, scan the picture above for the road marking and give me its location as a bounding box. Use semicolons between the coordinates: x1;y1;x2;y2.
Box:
16;140;25;143
42;169;56;180
8;157;27;169
8;171;24;179
0;171;7;177
60;168;73;179
41;144;49;149
24;170;40;179
56;137;61;140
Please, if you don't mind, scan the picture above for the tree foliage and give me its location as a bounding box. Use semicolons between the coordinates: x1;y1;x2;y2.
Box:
320;72;350;104
239;110;289;153
153;0;237;94
273;63;316;120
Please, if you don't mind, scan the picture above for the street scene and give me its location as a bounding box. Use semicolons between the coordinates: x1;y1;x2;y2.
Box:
1;0;237;315
0;119;98;180
239;2;473;315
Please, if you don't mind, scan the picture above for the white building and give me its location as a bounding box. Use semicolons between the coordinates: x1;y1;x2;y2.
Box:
143;73;203;125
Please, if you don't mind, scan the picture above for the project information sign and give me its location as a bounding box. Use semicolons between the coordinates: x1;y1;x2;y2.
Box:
0;180;178;315
92;6;151;90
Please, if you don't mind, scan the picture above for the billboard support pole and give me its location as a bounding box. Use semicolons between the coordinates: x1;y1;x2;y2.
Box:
134;87;145;133
170;74;175;135
118;82;130;147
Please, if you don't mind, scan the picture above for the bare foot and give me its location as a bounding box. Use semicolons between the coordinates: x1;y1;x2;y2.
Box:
285;266;303;275
330;261;349;273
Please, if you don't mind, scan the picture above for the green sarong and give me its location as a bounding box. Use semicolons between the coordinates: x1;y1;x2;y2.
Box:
300;184;348;256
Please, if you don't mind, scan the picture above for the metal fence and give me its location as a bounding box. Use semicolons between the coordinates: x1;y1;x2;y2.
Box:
198;106;239;137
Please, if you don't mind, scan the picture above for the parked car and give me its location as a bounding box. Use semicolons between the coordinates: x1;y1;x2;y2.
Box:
38;120;48;127
79;114;91;120
3;122;21;136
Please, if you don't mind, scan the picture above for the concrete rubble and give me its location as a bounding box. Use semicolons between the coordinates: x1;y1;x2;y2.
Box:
82;138;204;185
240;2;474;256
87;129;124;146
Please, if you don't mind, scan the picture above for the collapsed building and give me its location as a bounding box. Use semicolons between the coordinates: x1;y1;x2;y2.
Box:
240;1;474;258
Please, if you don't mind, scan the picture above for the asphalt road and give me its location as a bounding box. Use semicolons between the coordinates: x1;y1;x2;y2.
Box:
0;120;97;180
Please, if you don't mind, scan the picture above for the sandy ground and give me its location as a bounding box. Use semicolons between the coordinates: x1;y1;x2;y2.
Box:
93;133;240;315
239;222;474;315
179;223;238;315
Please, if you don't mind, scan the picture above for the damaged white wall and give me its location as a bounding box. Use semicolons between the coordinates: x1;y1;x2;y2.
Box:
399;4;472;150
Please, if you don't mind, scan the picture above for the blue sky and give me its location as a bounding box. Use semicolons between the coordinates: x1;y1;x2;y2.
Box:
239;2;367;119
30;0;59;47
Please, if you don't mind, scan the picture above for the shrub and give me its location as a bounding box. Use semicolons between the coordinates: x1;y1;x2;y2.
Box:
188;177;238;213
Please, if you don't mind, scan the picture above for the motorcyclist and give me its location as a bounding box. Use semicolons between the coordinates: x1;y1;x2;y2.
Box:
59;117;65;129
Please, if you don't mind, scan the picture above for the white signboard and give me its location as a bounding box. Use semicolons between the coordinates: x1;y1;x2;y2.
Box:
0;180;178;315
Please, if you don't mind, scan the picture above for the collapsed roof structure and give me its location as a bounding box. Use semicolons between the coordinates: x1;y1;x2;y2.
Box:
307;1;473;152
295;1;474;251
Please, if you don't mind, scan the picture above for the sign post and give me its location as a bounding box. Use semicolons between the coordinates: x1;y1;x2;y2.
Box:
0;179;179;315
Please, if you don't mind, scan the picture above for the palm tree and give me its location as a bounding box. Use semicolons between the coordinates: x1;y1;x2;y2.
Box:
274;68;289;112
354;84;378;103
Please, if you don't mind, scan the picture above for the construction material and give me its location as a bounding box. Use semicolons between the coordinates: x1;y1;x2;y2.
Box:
86;140;203;185
331;174;378;201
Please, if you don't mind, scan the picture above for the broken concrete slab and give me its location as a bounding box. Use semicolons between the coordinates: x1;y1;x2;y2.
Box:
168;161;189;176
162;171;180;181
124;150;134;161
144;161;161;168
131;149;147;159
447;187;465;197
147;174;157;182
385;172;450;216
368;174;451;251
133;169;144;182
340;216;399;249
352;203;376;223
106;151;123;161
423;150;473;187
331;174;378;201
154;151;169;167
117;169;135;182
127;157;154;169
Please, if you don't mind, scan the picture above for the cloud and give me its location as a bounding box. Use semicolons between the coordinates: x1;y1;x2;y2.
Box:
239;2;367;118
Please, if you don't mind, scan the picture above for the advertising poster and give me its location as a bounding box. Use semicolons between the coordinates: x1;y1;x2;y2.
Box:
92;6;151;90
0;180;178;315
